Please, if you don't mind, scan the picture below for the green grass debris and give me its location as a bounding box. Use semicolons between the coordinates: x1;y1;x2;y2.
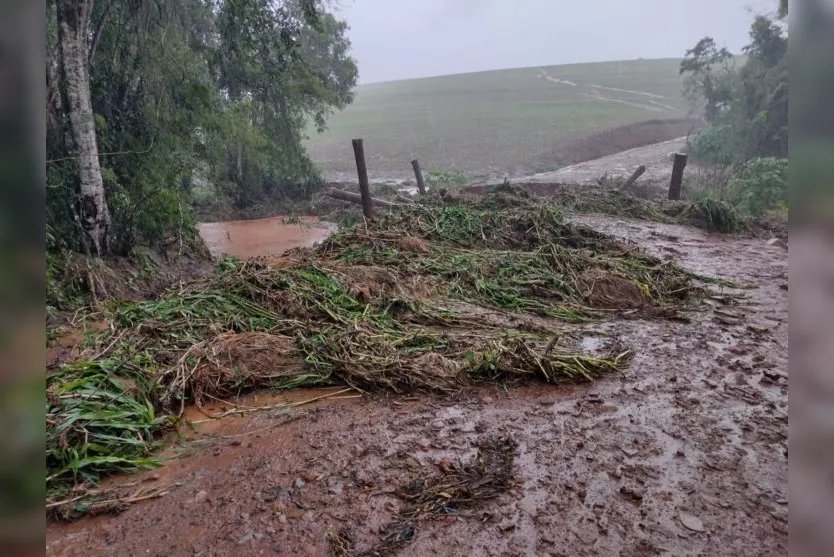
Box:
46;194;727;518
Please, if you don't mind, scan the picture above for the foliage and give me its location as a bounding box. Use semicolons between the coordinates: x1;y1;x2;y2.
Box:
683;199;742;233
686;124;735;165
727;157;788;216
679;38;735;124
426;170;471;187
46;0;358;254
681;14;787;166
46;360;168;503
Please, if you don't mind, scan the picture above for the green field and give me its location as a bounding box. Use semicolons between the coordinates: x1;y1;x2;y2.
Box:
305;58;690;179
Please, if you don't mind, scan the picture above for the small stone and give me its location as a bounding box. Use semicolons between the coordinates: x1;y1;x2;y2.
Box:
193;490;208;504
622;446;639;457
277;513;288;523
294;478;306;489
619;485;645;503
329;483;344;495
679;511;705;532
238;532;254;545
518;498;538;516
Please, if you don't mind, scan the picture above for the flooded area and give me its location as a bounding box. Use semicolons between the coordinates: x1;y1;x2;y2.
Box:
47;215;787;557
197;216;336;259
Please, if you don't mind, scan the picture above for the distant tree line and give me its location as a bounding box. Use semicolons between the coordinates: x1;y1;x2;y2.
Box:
47;0;358;255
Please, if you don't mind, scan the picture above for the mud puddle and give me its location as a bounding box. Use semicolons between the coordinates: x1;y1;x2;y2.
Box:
197;216;336;259
46;320;110;368
47;216;787;557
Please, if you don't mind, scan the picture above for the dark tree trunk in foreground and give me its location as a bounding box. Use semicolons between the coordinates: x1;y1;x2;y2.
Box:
57;0;111;255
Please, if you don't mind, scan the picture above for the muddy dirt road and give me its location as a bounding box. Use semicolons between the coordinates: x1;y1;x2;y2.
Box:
47;215;787;557
506;137;687;187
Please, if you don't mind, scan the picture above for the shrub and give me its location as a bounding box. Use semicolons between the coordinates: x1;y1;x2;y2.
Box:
727;157;788;216
426;170;471;187
687;125;736;165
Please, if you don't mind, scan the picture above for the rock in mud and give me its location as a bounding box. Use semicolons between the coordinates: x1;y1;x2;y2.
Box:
678;511;705;532
237;531;254;545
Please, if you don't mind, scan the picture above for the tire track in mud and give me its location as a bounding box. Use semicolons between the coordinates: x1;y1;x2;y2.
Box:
537;69;684;114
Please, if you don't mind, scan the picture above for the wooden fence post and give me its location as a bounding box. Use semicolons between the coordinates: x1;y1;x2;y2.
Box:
621;164;646;191
668;153;688;200
411;159;426;195
352;138;373;219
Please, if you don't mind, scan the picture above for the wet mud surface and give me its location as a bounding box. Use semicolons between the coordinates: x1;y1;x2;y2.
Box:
47;216;787;556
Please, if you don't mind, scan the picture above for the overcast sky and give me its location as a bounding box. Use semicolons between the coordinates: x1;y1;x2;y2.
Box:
333;0;776;84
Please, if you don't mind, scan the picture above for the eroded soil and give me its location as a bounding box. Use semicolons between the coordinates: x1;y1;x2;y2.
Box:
47;216;787;557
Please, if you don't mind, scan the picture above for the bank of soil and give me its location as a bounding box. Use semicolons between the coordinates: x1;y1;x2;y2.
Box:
46;215;787;556
522;118;699;175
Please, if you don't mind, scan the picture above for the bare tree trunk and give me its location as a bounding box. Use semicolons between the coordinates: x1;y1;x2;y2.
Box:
57;0;111;255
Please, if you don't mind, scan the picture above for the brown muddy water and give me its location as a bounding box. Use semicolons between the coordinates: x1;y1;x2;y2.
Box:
197;215;336;259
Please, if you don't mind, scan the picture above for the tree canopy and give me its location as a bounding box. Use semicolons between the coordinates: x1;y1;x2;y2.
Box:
47;0;357;254
681;12;788;165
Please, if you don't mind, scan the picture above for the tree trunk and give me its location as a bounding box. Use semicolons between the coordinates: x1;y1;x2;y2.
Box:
57;0;111;255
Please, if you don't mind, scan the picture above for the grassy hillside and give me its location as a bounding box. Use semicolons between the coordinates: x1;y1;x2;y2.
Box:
305;58;691;179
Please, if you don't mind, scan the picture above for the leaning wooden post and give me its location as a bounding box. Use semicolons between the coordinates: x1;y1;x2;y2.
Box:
352;138;373;219
621;164;646;191
411;159;426;195
668;153;688;200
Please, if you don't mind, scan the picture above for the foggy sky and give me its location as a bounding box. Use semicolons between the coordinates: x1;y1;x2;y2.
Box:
333;0;776;84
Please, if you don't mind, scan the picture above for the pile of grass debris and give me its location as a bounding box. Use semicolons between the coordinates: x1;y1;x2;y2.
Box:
321;203;710;321
453;182;748;234
46;195;726;516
